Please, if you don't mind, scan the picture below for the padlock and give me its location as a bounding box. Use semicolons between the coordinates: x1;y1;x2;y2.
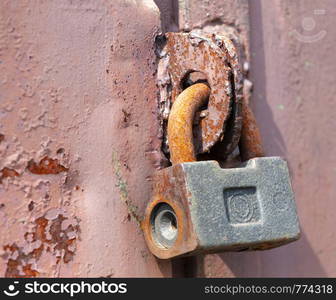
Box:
142;83;300;259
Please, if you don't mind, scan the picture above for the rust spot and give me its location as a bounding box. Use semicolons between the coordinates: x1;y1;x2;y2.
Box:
238;101;264;161
45;214;78;263
33;214;79;263
0;133;4;143
119;108;131;128
27;156;68;175
28;201;34;211
35;217;48;241
2;210;80;277
3;244;41;278
0;167;20;183
22;264;39;277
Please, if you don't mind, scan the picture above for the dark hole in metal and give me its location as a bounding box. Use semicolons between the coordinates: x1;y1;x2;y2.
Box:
150;203;178;249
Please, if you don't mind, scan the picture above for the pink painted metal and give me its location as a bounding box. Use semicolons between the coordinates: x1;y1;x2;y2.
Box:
1;0;335;278
0;0;170;277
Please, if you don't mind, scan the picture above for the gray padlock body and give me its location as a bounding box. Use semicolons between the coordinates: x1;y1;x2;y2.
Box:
182;157;300;251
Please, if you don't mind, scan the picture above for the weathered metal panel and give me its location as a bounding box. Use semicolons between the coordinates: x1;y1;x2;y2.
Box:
0;0;171;277
2;0;335;278
193;0;336;277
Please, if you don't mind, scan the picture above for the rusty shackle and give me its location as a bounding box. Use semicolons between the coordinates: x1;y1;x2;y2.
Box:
168;83;211;165
167;82;264;164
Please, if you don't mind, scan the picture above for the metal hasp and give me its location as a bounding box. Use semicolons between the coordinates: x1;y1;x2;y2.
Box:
158;32;244;157
143;157;300;259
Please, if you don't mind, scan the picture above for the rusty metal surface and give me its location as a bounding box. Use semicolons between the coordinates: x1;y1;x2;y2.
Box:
168;83;210;164
0;0;171;277
158;32;243;156
158;31;263;163
141;164;199;259
239;100;264;161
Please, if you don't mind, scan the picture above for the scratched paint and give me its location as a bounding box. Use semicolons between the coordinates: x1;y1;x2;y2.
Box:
3;208;80;277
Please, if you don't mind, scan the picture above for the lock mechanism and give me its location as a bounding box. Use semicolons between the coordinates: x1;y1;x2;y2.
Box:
142;33;300;259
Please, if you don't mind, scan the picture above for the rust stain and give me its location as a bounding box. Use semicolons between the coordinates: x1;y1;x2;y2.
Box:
2;210;80;277
34;214;79;263
238;100;264;161
22;264;39;277
27;156;68;174
0;133;4;143
0;167;20;184
3;244;41;278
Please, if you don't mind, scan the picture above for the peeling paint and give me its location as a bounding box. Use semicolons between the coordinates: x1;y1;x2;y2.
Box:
0;0;170;277
2;209;80;278
27;157;68;175
0;167;20;184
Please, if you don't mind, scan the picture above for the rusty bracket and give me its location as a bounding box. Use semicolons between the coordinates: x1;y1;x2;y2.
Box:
157;31;264;163
158;31;244;158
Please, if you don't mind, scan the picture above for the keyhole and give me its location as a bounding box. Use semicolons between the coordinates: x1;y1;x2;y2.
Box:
150;203;178;248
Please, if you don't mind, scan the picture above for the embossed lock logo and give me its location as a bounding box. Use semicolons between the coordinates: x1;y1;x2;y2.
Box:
224;187;260;224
